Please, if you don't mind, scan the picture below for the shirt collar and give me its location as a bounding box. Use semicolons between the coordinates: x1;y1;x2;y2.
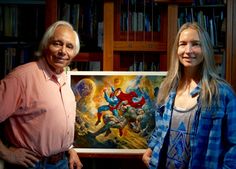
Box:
38;58;67;86
190;82;201;97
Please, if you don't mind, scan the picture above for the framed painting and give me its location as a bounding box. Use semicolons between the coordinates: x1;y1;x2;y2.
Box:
67;71;167;155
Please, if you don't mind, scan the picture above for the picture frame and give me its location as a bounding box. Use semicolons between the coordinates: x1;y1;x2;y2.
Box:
67;71;167;156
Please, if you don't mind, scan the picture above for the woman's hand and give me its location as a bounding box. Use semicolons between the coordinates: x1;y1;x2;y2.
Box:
142;148;152;168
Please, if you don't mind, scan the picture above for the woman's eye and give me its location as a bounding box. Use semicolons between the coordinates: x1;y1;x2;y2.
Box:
178;43;185;46
192;42;201;46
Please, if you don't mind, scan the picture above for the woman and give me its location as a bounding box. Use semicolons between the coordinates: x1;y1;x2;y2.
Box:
142;22;236;169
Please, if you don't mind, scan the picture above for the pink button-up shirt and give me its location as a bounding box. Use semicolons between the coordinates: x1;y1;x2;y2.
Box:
0;58;76;157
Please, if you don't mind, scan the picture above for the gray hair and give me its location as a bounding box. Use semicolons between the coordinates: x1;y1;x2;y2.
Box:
37;20;80;57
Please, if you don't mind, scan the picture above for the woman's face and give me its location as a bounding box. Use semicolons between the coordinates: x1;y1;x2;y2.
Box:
177;28;203;69
45;25;76;74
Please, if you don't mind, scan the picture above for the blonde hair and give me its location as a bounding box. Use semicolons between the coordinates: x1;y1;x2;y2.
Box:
37;20;80;57
157;22;226;107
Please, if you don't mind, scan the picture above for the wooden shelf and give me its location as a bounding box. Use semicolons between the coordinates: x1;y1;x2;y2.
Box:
113;41;167;52
154;0;192;3
0;0;234;88
0;0;45;4
1;1;235;169
75;148;145;158
73;52;103;62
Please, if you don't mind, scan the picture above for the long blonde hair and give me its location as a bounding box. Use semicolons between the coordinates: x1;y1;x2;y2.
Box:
157;22;226;107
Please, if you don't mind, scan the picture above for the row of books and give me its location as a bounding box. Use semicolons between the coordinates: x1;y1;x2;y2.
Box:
214;49;226;78
0;5;18;37
178;5;226;47
128;61;159;71
0;4;44;40
193;0;225;6
60;0;103;51
0;43;32;79
120;11;161;33
119;0;161;33
69;61;101;71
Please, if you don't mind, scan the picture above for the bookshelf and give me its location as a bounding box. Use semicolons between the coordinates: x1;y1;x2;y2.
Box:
0;0;236;168
57;0;103;71
103;0;231;77
105;0;168;72
226;0;236;91
177;2;226;78
1;0;235;89
164;0;236;91
0;0;45;79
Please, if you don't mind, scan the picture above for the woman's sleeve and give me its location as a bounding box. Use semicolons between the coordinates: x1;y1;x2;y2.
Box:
223;86;236;168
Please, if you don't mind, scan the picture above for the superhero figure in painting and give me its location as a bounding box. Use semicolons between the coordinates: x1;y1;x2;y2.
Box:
95;87;146;126
95;87;120;125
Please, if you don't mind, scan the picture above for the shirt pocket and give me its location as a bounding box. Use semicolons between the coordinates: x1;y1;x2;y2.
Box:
199;109;225;137
13;101;47;123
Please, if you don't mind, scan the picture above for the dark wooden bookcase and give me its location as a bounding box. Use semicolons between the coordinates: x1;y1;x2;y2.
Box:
0;0;45;79
0;0;236;168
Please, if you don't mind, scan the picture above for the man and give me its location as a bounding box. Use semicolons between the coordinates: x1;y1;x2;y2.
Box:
0;21;83;169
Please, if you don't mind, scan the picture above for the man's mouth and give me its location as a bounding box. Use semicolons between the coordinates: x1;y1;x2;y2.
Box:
55;56;69;62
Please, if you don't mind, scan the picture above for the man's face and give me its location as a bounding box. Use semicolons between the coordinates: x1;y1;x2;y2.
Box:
45;25;76;73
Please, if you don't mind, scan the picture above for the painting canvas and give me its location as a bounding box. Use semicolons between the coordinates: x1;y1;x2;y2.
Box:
67;71;167;154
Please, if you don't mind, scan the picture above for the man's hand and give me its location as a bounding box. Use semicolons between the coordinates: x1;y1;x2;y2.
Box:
142;148;152;168
68;148;83;169
3;146;39;167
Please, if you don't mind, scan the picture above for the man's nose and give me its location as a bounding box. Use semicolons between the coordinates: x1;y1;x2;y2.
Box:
59;45;66;54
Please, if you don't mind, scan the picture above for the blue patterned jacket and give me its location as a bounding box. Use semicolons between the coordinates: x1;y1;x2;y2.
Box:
148;82;236;169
